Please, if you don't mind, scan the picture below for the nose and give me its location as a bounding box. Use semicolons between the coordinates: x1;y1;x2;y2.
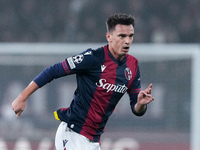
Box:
125;37;132;45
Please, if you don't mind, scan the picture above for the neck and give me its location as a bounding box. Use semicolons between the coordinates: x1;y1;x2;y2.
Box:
108;45;124;61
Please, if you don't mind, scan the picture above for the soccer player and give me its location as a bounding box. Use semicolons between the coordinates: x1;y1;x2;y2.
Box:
12;14;154;150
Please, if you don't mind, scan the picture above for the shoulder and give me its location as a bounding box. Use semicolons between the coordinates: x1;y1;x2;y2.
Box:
81;46;105;62
71;46;105;69
126;54;138;64
85;46;105;57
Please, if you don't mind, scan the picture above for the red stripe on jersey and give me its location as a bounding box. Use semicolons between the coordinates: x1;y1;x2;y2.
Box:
62;60;70;74
129;88;141;94
80;46;117;141
126;55;139;89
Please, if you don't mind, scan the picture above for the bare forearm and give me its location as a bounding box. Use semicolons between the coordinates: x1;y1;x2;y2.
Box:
12;81;39;117
19;81;39;100
134;103;146;114
133;84;154;116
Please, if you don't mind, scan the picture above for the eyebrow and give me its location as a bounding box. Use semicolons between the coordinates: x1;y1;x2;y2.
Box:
118;33;134;37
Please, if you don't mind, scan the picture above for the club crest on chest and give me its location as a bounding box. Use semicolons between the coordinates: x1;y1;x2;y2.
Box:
124;67;132;80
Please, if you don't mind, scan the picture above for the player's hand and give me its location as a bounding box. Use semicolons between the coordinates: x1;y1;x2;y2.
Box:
137;84;154;105
12;96;27;117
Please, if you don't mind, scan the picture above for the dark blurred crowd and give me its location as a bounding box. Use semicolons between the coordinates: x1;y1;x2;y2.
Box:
0;0;199;43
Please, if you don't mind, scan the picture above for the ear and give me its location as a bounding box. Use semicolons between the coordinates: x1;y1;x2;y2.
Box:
106;32;111;42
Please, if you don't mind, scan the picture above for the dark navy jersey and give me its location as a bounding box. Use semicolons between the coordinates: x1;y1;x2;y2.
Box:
34;45;144;142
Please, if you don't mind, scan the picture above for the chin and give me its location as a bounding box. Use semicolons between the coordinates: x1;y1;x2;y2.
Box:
123;51;129;54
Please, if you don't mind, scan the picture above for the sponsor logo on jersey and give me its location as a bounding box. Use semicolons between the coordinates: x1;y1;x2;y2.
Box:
101;65;106;72
73;54;84;64
96;78;128;93
84;51;92;55
67;57;76;69
124;67;132;80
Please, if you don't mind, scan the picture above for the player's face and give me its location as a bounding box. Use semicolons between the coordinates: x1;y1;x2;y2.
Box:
106;24;134;61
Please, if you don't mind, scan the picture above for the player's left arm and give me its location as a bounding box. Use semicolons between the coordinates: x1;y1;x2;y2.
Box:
128;65;154;116
134;84;154;114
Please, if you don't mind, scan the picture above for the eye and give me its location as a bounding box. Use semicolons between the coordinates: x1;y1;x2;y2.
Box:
129;34;134;37
119;34;126;38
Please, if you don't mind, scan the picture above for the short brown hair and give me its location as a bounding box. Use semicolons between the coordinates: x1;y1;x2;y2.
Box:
106;14;135;32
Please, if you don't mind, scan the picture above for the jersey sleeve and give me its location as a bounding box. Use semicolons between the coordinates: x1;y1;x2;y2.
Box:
33;48;101;88
63;48;101;73
127;65;147;116
33;62;67;87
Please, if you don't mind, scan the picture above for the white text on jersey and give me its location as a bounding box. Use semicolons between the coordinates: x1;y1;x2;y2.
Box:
96;78;128;93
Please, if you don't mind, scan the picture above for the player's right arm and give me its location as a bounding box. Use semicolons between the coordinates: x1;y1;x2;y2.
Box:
12;81;39;117
12;48;99;117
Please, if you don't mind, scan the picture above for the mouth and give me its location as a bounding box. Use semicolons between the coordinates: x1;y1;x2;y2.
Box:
123;47;129;52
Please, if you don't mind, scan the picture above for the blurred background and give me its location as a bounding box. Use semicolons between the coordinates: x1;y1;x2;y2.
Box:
0;0;200;150
0;0;199;43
